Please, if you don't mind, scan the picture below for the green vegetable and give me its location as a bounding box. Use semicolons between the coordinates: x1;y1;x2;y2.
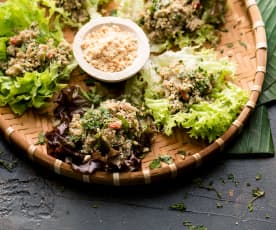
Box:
0;0;61;41
40;0;111;27
35;131;45;145
0;37;8;61
247;187;265;212
149;158;161;169
183;221;208;230
0;65;67;115
0;0;76;115
159;154;173;165
169;202;186;212
140;48;248;142
0;151;17;172
255;173;262;181
175;24;220;48
115;0;144;22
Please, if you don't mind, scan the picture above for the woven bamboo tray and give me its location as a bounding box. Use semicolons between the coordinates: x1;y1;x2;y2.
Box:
0;0;267;185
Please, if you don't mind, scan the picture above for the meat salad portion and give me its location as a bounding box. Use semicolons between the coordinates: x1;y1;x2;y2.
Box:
158;64;215;113
0;23;72;77
53;0;90;25
140;0;226;47
46;86;155;173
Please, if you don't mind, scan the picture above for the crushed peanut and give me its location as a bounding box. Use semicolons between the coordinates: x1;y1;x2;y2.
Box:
81;25;138;72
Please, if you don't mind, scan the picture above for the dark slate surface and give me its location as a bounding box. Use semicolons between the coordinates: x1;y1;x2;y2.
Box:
1;104;276;230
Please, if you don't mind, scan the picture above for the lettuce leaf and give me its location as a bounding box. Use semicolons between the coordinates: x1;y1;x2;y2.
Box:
0;64;67;115
40;0;112;27
0;0;62;41
0;0;76;115
141;48;249;142
169;83;249;142
115;0;145;22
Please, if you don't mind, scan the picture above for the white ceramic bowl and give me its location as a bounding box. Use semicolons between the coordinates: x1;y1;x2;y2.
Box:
73;16;150;82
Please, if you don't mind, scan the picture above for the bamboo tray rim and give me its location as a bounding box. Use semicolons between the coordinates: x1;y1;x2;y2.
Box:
0;0;268;185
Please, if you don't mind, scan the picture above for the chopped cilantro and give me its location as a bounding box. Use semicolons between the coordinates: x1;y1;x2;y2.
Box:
227;173;234;180
238;40;247;49
92;204;99;208
169;202;186;212
150;154;174;168
35;131;45;145
226;43;233;48
252;187;265;197
183;221;208;230
0;152;17;172
220;28;229;33
248;202;254;212
255;173;262;181
159;154;173;165
149;158;161;169
247;187;265;212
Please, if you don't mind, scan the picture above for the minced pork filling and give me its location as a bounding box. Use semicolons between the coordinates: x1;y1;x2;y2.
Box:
0;23;72;77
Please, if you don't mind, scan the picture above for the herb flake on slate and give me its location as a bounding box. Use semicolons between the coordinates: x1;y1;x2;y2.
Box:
183;221;208;230
255;173;262;181
170;202;186;212
247;187;265;212
35;131;45;145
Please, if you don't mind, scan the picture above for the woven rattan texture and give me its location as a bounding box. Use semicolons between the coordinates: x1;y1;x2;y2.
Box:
0;0;267;185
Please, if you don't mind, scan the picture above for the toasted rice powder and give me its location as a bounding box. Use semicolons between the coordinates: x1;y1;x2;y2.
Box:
81;25;138;72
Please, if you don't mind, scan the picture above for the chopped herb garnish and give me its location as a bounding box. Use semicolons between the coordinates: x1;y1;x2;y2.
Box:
169;202;186;212
227;173;234;180
183;221;208;230
226;173;239;186
150;155;174;168
252;187;265;197
35;131;45;145
159;154;173;165
0;152;17;172
92;204;99;208
220;28;229;32
177;150;186;157
238;40;247;49
248;202;254;212
255;173;262;181
265;214;270;219
149;158;161;169
247;187;265;212
216;202;223;208
226;43;233;48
